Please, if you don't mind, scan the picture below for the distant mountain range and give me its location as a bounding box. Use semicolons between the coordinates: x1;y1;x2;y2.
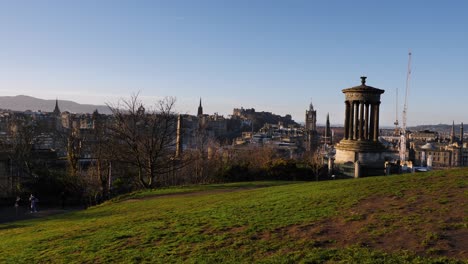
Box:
0;95;112;115
408;124;466;135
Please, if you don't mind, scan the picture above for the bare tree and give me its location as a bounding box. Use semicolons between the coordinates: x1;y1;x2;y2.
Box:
303;150;323;181
1;115;36;194
191;123;215;183
88;111;112;198
66;127;83;178
108;94;180;189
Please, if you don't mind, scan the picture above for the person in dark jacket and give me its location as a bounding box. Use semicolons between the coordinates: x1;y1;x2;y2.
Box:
29;194;38;213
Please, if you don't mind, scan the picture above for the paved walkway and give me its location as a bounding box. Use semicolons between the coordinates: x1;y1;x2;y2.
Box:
0;206;79;224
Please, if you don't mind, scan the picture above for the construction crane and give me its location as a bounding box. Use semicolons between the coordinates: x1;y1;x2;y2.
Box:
394;87;399;135
400;51;412;163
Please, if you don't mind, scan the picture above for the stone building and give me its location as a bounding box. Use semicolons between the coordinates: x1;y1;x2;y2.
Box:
413;142;468;168
335;77;395;177
413;122;466;167
201;113;228;138
232;107;296;130
305;102;319;151
305;102;317;131
408;130;438;142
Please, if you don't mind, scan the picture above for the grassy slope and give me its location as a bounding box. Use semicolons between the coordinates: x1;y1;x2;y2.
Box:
0;170;466;263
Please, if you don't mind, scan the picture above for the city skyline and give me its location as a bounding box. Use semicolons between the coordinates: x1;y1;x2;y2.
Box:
0;1;467;125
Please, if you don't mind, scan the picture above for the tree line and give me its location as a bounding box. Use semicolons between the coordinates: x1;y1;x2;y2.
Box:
1;95;325;206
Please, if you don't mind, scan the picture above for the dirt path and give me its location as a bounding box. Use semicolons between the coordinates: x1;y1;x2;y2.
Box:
260;176;468;260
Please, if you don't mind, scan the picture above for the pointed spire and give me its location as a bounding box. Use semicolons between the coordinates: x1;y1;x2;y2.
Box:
53;98;61;116
461;123;464;166
451;120;455;143
325;113;332;144
460;122;464;142
197;98;203;116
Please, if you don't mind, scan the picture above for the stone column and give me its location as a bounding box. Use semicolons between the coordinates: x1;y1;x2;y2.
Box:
176;114;183;158
374;103;380;141
354;160;361;178
349;101;354;140
344;101;350;140
359;101;364;140
354;101;359;140
364;103;369;140
328;158;334;176
369;103;375;140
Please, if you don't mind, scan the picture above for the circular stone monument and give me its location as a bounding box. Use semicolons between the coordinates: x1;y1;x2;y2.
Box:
335;77;391;177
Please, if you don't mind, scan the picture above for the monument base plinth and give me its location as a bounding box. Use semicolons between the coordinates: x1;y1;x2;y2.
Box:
335;140;394;177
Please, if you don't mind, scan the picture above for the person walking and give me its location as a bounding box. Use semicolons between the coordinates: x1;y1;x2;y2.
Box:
29;194;38;213
14;196;21;216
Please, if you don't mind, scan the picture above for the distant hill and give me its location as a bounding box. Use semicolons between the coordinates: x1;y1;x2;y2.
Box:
0;95;112;114
408;124;467;135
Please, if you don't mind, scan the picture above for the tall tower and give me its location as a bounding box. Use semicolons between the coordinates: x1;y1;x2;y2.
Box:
335;77;391;177
197;98;203;117
450;121;455;144
460;123;464;166
53;98;61;116
52;98;62;132
305;102;317;131
461;123;464;144
324;113;332;145
305;102;318;151
175;115;183;158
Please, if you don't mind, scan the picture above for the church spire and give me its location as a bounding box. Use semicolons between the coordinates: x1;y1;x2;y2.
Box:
197;98;203;116
451;120;455;143
461;123;464;166
324;113;332;145
461;123;464;143
53;98;61;116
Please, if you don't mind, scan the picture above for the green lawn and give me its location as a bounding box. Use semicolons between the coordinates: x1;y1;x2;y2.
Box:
0;169;467;263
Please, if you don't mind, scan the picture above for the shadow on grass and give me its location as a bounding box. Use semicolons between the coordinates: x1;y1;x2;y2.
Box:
0;207;118;229
114;181;303;202
0;224;25;231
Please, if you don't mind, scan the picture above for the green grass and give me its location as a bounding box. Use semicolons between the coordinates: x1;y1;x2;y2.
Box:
0;169;467;263
109;181;298;202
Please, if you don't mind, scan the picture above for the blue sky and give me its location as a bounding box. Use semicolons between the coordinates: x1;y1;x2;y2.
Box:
0;0;466;126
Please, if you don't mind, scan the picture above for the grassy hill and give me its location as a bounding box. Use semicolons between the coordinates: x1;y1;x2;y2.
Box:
0;169;467;263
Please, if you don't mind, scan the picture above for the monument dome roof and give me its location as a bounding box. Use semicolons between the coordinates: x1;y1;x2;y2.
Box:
342;76;385;94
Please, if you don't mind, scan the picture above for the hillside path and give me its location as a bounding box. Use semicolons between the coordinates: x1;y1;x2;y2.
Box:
0;206;81;224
